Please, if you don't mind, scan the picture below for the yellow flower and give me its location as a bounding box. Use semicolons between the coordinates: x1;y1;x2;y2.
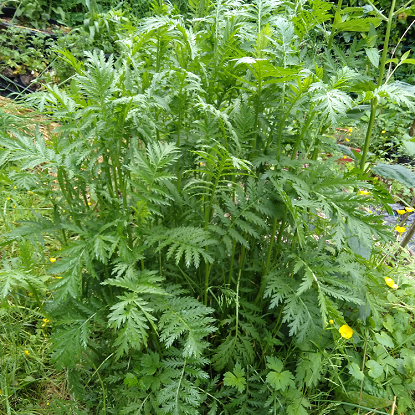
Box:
55;276;63;279
42;318;50;323
339;325;353;339
382;130;386;134
88;202;91;206
46;402;50;406
49;257;57;263
346;138;350;142
28;191;33;194
13;186;16;189
385;277;398;289
24;350;30;355
6;197;10;200
368;210;372;213
359;190;370;196
329;319;334;324
395;226;406;234
13;205;16;208
405;207;414;212
397;209;406;215
28;293;33;296
348;128;353;132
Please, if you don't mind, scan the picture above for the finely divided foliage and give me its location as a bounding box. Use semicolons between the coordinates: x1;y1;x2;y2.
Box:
1;0;415;414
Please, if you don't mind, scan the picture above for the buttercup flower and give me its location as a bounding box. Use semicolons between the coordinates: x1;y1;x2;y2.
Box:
49;257;57;263
385;277;398;289
382;130;386;134
6;197;10;200
24;350;30;355
359;190;370;196
397;209;406;215
346;138;350;142
339;325;353;339
395;226;406;234
329;319;334;324
405;207;414;212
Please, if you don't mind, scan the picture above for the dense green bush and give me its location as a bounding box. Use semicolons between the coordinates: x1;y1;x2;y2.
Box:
2;1;415;414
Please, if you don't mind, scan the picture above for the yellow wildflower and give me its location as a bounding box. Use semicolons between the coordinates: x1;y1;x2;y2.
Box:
24;350;30;355
359;190;370;196
88;202;91;206
382;130;386;134
395;226;406;234
49;257;57;263
28;191;33;194
405;207;414;212
385;277;398;289
13;186;16;189
348;128;353;132
346;138;350;142
13;205;16;208
55;276;63;279
6;197;10;200
339;325;353;339
329;319;334;324
42;318;50;323
397;209;406;215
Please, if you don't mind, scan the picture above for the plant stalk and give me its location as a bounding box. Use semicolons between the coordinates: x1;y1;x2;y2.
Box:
360;0;397;169
327;0;343;50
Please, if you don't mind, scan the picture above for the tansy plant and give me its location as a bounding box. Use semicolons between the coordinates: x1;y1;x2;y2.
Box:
1;0;415;414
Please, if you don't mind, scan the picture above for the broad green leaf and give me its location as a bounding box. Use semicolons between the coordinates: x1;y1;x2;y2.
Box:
266;356;284;373
266;370;295;391
124;373;138;386
334;17;382;32
372;163;415;188
223;363;246;393
366;360;383;379
402;139;415;155
374;332;394;348
348;362;364;380
365;48;380;68
402;58;415;65
383;314;395;332
339;391;393;408
385;58;399;64
401;50;411;61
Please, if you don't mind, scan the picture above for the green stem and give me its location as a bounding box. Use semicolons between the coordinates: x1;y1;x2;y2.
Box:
291;113;314;160
264;218;278;276
327;0;343;50
228;239;237;286
360;0;397;169
360;98;378;170
203;262;212;305
253;73;263;150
